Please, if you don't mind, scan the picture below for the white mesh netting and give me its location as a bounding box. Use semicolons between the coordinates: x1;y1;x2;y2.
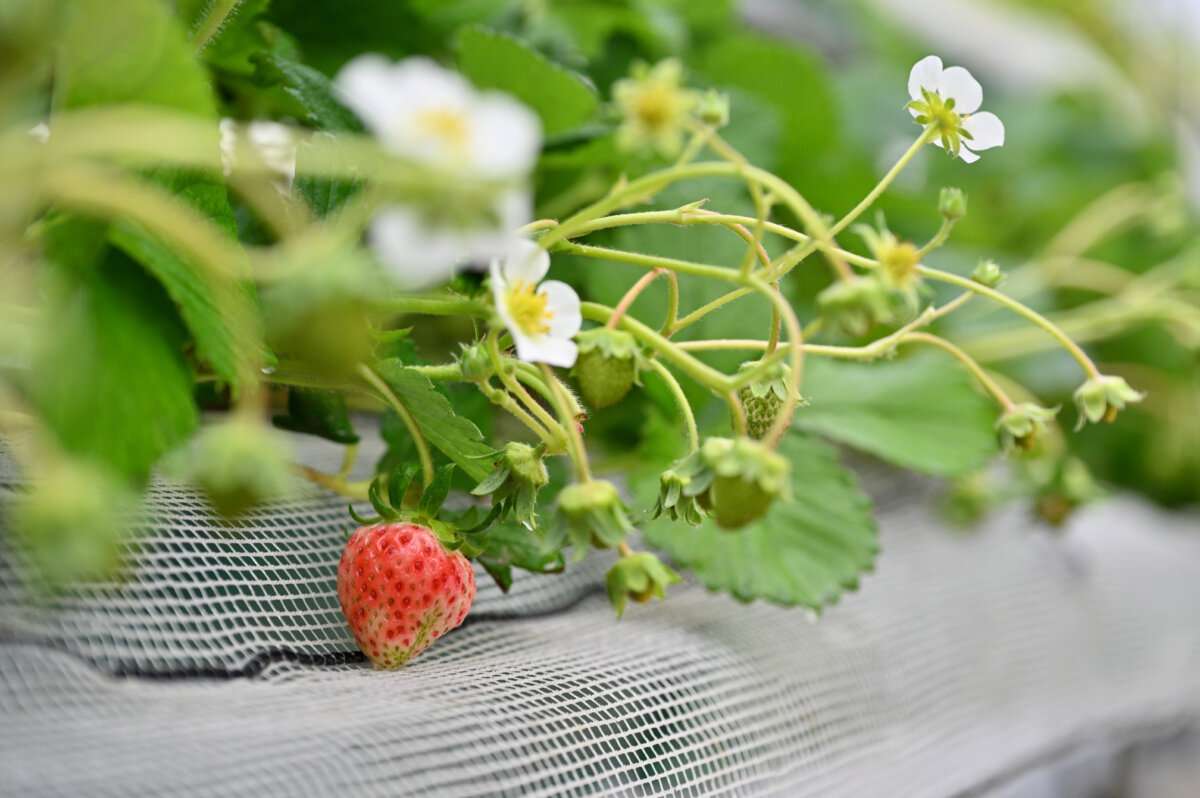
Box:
1;434;1199;796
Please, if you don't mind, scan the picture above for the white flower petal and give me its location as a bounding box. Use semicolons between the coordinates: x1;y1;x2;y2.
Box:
514;333;577;368
469;94;542;178
538;280;582;339
908;55;944;101
388;58;474;111
961;111;1005;151
500;239;550;284
370;208;463;289
335;55;407;134
937;66;983;114
957;147;981;164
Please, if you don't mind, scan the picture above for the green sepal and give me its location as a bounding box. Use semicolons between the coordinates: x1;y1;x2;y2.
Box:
387;465;419;512
368;476;397;520
418;463;456;516
606;552;681;617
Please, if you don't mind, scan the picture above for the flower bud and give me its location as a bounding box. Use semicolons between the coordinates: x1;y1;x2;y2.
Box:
12;458;138;587
696;90;730;128
972;259;1004;288
938;187;968;221
175;416;294;518
457;341;493;382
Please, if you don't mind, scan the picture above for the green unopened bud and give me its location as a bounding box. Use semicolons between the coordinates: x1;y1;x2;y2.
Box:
1072;375;1144;428
606;552;681;617
174;416;294;518
457;342;492;382
996;402;1059;452
557;480;634;557
972;259;1004;288
12;458;138;587
696;90;730;127
938;187;968;221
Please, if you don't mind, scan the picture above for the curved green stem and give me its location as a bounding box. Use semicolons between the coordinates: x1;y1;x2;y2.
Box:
829;127;937;239
917;265;1102;378
358;364;434;487
746;276;804;446
645;359;699;452
608;269;667;330
485;332;564;442
899;332;1015;411
383;295;489;317
193;0;241;50
539;363;592;482
556;241;741;283
581;302;732;393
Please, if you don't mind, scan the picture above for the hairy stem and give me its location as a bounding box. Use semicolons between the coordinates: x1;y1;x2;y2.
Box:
539;364;592;482
645;359;700;451
358;364;434;486
608;269;668;330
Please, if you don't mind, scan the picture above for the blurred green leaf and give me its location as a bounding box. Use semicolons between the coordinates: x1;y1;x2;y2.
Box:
252;51;362;131
109;173;253;387
794;353;1000;477
641;432;877;608
35;228;198;483
55;0;216;113
456;26;599;136
373;360;495;481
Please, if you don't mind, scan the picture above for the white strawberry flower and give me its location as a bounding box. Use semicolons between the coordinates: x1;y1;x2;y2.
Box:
335;55;542;289
491;239;582;368
906;55;1005;164
218;119;296;185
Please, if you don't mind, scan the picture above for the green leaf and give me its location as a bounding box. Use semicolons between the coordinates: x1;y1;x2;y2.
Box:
472;521;566;582
55;0;216;114
793;354;1000;477
372;360;495;481
641;433;877;609
190;0;273;77
456;26;598;136
252;51;361;131
273;388;359;444
34;234;198;484
108;173;253;387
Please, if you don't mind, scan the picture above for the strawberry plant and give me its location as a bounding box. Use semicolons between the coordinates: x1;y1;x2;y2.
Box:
1;0;1196;668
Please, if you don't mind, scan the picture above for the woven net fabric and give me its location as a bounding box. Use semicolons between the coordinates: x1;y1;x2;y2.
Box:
1;434;1199;797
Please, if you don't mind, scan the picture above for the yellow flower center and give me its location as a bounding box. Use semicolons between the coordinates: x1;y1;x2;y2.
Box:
416;108;470;152
506;280;552;335
634;84;678;131
880;241;921;287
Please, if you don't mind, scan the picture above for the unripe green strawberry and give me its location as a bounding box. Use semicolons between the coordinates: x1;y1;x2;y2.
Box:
700;437;791;530
337;522;476;669
573;328;639;409
736;361;796;439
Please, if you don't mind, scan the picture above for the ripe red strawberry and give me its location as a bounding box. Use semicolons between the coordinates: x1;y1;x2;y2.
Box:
337;522;476;669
